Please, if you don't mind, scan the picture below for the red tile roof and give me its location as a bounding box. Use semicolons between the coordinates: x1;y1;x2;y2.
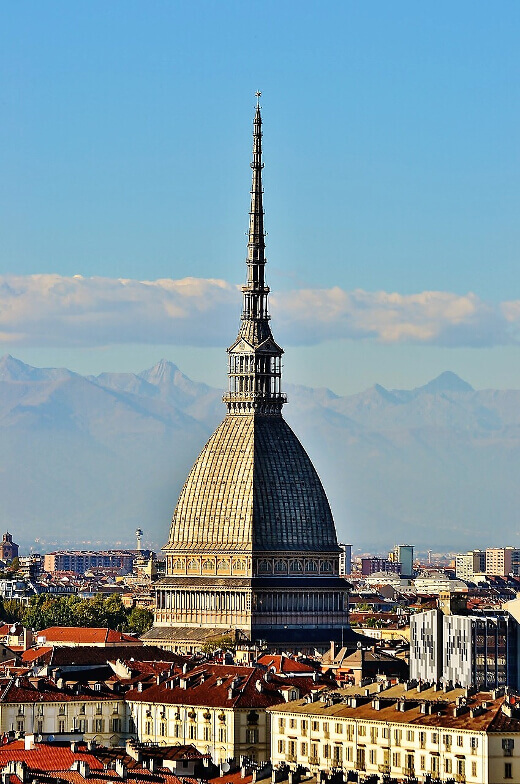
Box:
257;654;316;675
37;627;138;645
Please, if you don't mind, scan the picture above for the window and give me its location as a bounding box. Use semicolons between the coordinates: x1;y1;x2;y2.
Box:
370;727;378;743
419;731;426;748
203;726;212;741
420;755;426;771
288;741;296;758
443;734;452;749
381;726;388;739
36;721;43;734
112;718;121;733
431;756;439;775
278;740;285;754
300;742;308;756
333;746;342;763
173;724;181;738
392;752;401;768
278;718;285;732
78;719;88;733
94;719;104;733
95;703;103;715
335;723;343;734
356;748;365;771
457;759;465;777
310;743;318;762
457;734;464;747
145;720;152;735
505;763;513;779
358;724;366;736
189;724;197;740
218;728;227;743
323;722;330;735
289;718;296;729
445;759;452;774
346;724;354;741
246;729;258;744
79;704;86;715
58;720;65;733
406;729;414;742
160;722;166;737
471;761;477;777
394;729;402;745
58;705;66;716
16;722;24;733
311;721;319;733
301;720;308;735
432;732;438;744
369;749;376;764
470;736;478;749
323;744;330;759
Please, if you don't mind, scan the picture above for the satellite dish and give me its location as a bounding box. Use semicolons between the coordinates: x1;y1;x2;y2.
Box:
48;735;55;742
222;763;230;773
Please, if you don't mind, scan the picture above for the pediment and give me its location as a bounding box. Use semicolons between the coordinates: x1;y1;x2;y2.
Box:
228;338;255;353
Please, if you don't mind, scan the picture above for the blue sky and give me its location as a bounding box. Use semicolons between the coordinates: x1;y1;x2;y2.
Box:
1;1;520;393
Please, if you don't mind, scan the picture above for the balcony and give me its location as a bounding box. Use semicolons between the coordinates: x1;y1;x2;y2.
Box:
455;775;466;783
308;757;319;766
323;731;330;739
355;763;366;772
378;765;390;774
404;768;415;778
286;755;297;763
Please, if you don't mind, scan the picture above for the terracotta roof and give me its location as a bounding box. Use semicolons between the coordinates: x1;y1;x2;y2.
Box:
210;773;254;784
257;655;315;675
0;676;120;703
37;627;138;645
126;663;292;709
20;647;53;664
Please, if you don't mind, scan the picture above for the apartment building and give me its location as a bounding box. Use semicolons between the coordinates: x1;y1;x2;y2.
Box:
0;675;127;744
126;663;305;764
269;681;520;784
485;548;520;577
410;608;517;689
455;550;486;581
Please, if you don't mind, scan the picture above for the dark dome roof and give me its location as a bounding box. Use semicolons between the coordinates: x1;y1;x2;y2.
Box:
167;414;338;553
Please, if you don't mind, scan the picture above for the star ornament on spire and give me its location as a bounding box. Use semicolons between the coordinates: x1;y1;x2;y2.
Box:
255;90;262;107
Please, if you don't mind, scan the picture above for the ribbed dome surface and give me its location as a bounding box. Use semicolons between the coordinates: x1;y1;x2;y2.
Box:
167;414;337;553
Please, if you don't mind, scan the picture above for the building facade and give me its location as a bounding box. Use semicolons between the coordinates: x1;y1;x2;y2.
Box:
269;681;520;784
0;533;18;563
146;99;351;653
410;608;518;689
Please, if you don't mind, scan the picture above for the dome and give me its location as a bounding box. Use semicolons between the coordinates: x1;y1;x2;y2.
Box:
166;413;338;553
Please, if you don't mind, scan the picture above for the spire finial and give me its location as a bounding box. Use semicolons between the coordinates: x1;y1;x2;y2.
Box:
223;98;287;416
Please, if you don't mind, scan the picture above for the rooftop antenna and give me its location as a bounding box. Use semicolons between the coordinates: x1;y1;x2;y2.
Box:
135;528;143;552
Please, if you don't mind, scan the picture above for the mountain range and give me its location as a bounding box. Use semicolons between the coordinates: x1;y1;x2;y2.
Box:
1;354;519;553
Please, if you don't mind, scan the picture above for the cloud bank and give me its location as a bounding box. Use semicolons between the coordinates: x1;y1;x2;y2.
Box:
0;273;518;349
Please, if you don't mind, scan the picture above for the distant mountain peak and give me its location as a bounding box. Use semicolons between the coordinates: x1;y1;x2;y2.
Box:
415;371;474;395
139;359;182;384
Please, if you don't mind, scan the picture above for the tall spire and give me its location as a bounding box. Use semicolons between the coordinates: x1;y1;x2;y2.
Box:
223;95;287;416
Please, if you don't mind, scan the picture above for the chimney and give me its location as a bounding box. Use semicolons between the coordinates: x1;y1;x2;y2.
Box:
71;760;90;779
24;735;35;751
329;641;336;660
114;759;128;780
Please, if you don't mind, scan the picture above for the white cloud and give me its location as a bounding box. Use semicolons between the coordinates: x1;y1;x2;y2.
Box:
0;274;517;349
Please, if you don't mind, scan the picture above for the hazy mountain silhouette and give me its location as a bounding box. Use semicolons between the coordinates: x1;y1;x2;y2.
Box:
1;355;519;553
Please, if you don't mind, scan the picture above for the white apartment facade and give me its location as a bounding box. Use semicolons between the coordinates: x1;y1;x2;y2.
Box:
269;682;520;784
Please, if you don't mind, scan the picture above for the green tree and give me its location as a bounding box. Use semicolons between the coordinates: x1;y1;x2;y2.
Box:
126;607;153;636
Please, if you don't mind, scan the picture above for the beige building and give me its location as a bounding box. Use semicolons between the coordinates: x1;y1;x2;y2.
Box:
268;681;520;784
0;675;127;745
126;663;301;765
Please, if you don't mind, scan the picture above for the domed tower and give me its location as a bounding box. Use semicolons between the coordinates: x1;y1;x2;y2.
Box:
146;96;352;653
